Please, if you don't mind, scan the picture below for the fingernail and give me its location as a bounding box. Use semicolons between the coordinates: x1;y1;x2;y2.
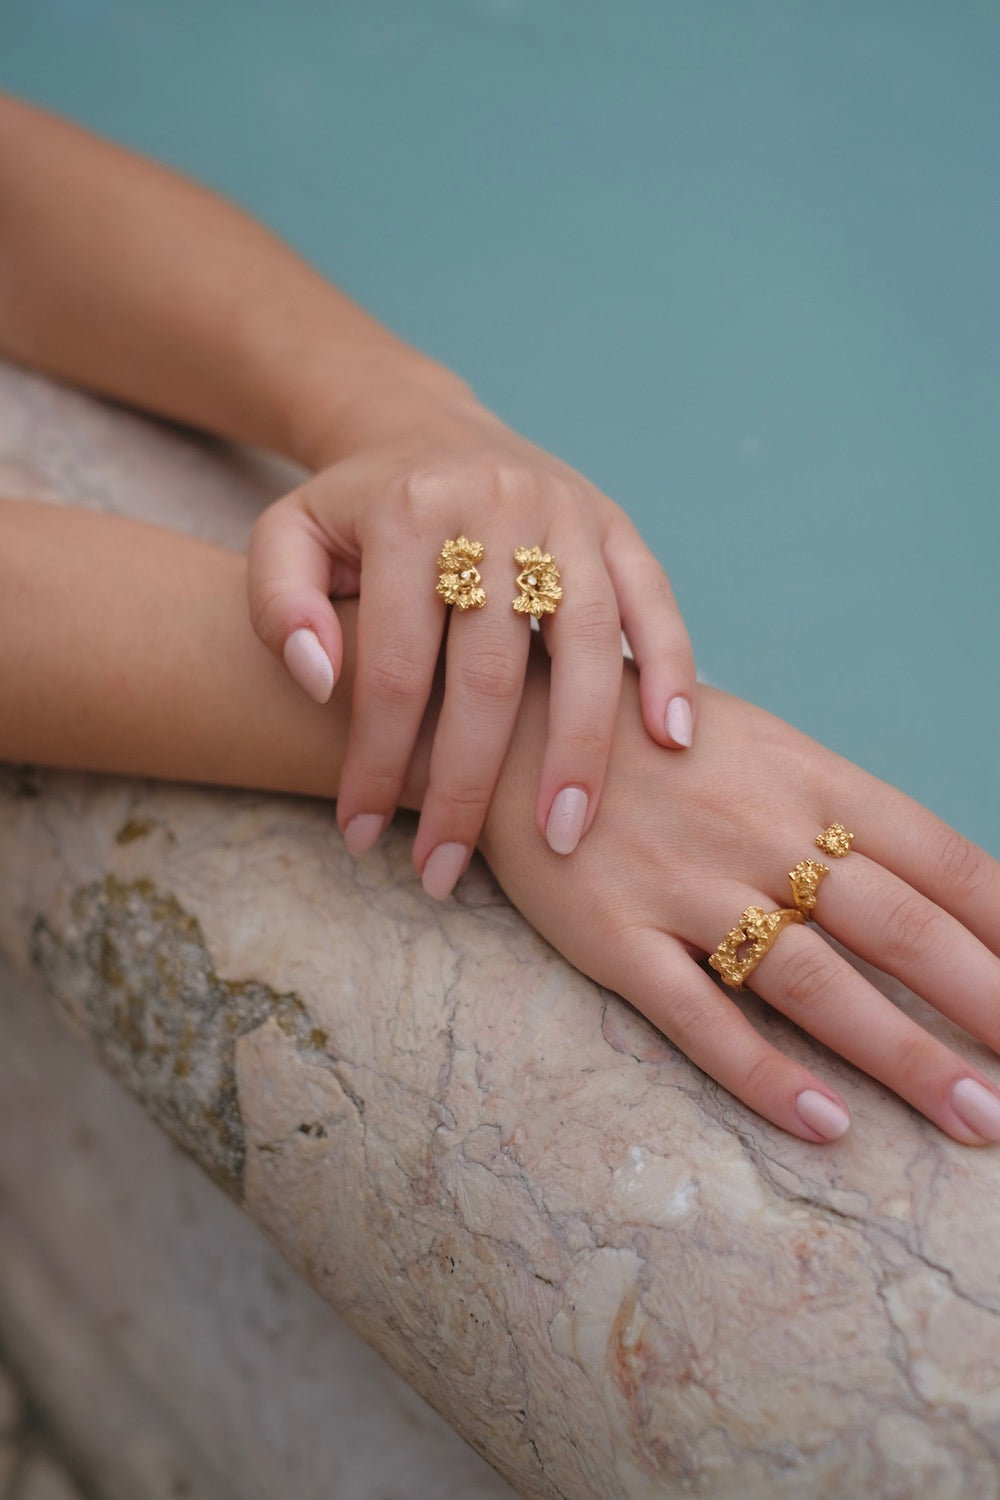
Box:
665;695;693;748
795;1089;851;1141
343;814;385;858
546;787;589;855
950;1077;1000;1141
283;628;334;704
421;842;470;901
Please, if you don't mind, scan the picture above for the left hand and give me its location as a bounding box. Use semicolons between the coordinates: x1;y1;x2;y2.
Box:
481;661;1000;1146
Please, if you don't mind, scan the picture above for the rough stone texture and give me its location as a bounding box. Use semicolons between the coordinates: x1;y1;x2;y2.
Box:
0;956;516;1500
4;359;1000;1498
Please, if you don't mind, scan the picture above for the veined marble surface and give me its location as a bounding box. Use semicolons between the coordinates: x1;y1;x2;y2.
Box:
2;360;1000;1500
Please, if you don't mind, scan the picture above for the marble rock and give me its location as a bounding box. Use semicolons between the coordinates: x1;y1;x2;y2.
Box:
3;361;1000;1499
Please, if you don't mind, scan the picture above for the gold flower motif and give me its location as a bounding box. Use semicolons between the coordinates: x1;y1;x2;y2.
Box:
788;858;830;917
815;824;854;858
436;536;486;610
512;546;562;618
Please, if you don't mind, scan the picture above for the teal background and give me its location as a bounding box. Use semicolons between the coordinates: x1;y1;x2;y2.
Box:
3;1;998;852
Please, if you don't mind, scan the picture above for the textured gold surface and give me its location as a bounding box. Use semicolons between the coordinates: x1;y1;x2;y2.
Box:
436;536;486;610
709;904;806;989
789;857;830;917
816;823;855;858
512;546;562;618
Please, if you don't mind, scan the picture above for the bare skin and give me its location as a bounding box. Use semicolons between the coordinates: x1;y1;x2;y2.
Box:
4;497;1000;1149
0;92;697;901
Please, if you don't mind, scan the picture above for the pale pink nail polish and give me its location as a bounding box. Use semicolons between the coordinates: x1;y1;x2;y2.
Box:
343;814;385;858
951;1078;1000;1141
665;695;693;748
422;842;469;901
546;787;589;855
283;627;334;704
796;1089;851;1140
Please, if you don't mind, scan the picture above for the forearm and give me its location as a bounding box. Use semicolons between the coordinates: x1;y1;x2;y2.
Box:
0;499;428;798
0;95;474;470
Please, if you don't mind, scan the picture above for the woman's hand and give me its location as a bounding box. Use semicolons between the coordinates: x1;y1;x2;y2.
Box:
247;387;696;898
482;661;1000;1146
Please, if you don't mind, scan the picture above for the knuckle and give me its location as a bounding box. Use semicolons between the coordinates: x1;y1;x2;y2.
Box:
877;890;941;965
563;720;612;765
430;780;494;823
397;467;453;530
566;597;622;648
888;1028;937;1089
736;1050;788;1104
454;648;524;705
659;987;718;1052
932;825;988;902
247;578;296;647
773;942;841;1019
366;652;426;710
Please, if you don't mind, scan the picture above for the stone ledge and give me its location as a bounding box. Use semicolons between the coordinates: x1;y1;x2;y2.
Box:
3;361;1000;1499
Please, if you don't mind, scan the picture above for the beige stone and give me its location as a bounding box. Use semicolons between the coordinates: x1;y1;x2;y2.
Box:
0;1369;23;1441
10;1454;85;1500
3;359;1000;1499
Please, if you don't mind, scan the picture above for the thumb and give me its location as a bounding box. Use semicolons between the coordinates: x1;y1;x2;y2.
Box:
247;495;345;704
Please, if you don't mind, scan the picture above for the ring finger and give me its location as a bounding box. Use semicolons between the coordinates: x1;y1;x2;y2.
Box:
722;889;1000;1145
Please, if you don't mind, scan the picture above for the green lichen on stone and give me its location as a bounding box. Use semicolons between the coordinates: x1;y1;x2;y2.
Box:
114;817;156;844
30;875;328;1201
0;764;41;799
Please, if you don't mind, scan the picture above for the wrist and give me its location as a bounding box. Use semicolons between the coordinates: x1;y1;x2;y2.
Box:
280;333;484;472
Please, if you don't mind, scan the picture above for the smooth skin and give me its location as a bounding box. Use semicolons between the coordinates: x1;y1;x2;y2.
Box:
0;92;696;900
3;497;1000;1150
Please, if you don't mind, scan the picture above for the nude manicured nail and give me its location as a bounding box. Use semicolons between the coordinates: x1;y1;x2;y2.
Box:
950;1078;1000;1141
343;814;385;858
665;695;693;748
795;1089;851;1141
546;787;589;855
283;627;334;704
422;842;469;901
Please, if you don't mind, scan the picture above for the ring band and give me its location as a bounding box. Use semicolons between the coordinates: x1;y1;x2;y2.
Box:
709;905;805;990
512;546;562;617
436;536;486;610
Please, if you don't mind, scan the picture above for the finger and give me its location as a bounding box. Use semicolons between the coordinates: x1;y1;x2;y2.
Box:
608;928;853;1143
813;854;1000;1056
413;587;530;899
338;542;444;854
740;908;1000;1145
247;498;343;703
831;781;1000;956
535;550;624;855
604;512;697;750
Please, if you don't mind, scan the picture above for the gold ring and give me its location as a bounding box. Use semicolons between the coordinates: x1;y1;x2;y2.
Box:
816;823;854;858
512;546;562;618
789;858;829;918
436;536;486;610
709;905;805;990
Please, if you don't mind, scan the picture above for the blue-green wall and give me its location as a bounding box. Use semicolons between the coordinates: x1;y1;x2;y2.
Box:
4;0;999;851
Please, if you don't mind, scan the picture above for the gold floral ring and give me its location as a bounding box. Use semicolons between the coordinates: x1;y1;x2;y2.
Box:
512;546;562;618
436;536;486;610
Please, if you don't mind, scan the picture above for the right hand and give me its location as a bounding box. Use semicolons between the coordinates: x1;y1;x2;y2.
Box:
481;662;1000;1146
248;389;697;900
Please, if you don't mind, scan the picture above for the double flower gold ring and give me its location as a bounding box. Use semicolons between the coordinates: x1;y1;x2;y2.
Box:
436;539;563;617
710;825;855;990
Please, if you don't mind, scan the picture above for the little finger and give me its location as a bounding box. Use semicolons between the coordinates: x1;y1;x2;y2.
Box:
604;512;697;750
533;553;623;855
